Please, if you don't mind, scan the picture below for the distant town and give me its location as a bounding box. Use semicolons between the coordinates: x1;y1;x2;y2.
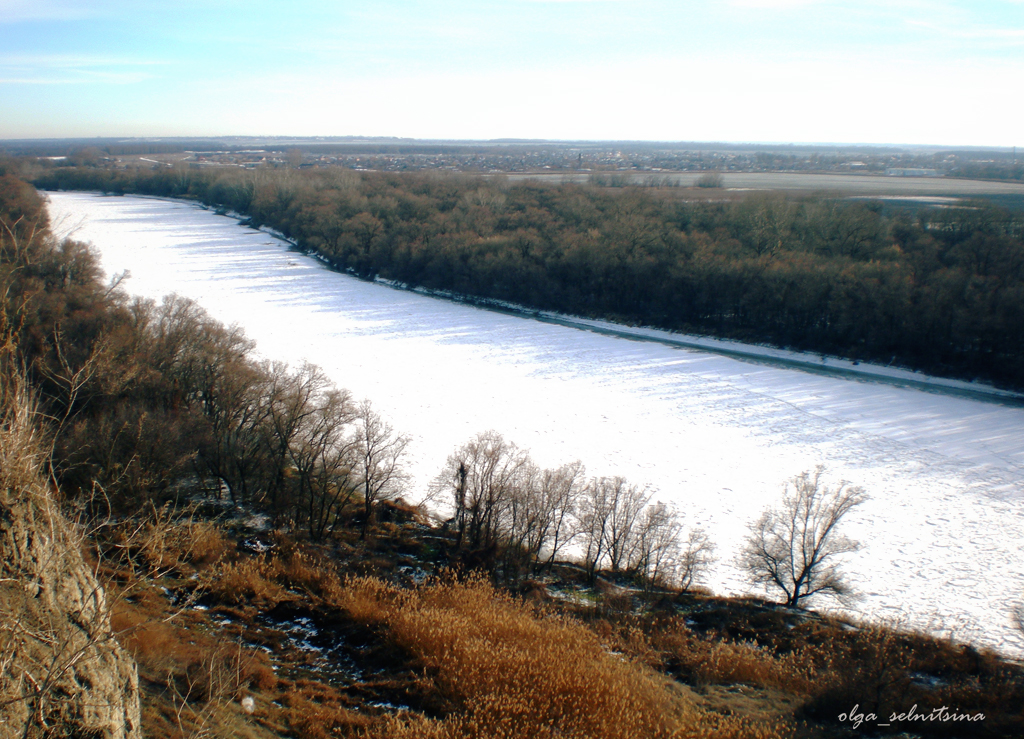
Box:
3;136;1021;181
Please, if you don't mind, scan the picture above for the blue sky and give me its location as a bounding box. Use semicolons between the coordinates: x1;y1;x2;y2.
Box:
1;0;1022;145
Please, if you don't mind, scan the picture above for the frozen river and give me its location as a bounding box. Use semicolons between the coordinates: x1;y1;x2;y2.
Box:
47;192;1024;658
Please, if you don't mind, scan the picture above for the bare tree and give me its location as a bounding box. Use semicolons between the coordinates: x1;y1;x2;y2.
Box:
626;503;716;595
263;362;332;523
579;476;651;582
434;431;532;551
289;388;357;541
673;528;716;593
734;192;796;258
496;459;543;577
741;466;867;607
579;476;615;583
696;172;724;189
353;400;410;539
529;461;586;572
801;197;886;259
603;479;652;574
201;358;273;505
630;502;682;586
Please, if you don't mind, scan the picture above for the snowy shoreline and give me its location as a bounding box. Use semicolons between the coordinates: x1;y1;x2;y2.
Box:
269;223;1024;406
396;294;1024;406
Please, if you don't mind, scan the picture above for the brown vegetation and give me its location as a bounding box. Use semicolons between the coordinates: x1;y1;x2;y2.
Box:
336;574;784;739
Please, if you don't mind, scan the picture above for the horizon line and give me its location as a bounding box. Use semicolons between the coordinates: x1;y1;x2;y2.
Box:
1;134;1020;152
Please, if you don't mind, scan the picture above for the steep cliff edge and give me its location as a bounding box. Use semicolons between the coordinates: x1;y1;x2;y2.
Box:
0;400;140;739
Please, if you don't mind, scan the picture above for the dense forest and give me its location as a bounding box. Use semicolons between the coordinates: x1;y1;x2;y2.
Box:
29;161;1024;391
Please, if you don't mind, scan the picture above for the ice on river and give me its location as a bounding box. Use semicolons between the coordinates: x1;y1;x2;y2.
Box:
46;192;1024;658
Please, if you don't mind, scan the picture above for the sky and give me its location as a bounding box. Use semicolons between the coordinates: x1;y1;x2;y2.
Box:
1;0;1022;146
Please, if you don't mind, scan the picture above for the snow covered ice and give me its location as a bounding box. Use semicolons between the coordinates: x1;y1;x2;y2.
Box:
47;192;1024;658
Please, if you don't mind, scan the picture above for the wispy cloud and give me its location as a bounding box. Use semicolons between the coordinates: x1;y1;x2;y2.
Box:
0;0;230;23
0;0;111;22
0;72;153;84
726;0;960;13
1;53;163;66
906;18;1024;41
0;53;162;84
728;0;828;7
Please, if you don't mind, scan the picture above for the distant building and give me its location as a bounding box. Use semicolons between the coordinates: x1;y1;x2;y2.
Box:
886;168;940;177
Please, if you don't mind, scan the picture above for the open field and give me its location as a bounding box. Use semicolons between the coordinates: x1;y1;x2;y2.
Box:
500;171;1024;196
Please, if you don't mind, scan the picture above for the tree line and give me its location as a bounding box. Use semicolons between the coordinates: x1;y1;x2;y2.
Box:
430;430;867;608
29;160;1024;389
0;166;406;542
430;430;715;590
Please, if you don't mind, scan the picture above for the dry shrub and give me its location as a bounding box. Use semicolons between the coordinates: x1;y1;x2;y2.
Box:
593;619;662;665
340;575;786;739
281;688;371;739
207;557;289;605
187;520;230;566
248;662;278;692
375;521;403;539
655;621;816;696
207;550;342;605
278;550;342;596
599;589;636;615
147;513;230;570
99;503;231;582
802;624;915;720
781;621;1024;735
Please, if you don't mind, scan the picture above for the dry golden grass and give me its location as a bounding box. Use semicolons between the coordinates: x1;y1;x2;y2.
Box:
279;687;372;739
187;520;231;566
113;599;268;691
277;550;343;595
96;515;1024;738
111;594;276;738
207;557;290;604
651;621;817;697
332;575;788;739
95;503;1022;738
206;549;345;606
93;502;233;589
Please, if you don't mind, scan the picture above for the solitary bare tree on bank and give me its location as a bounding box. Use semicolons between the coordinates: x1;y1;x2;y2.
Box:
741;467;867;608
